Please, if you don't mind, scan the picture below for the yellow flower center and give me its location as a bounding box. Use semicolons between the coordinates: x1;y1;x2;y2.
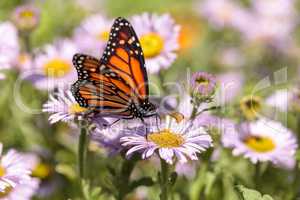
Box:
196;77;209;86
19;10;35;20
240;96;262;120
245;136;276;152
43;58;71;78
148;129;184;148
32;163;51;179
69;103;87;114
98;30;110;41
0;182;12;198
140;33;164;58
0;165;5;177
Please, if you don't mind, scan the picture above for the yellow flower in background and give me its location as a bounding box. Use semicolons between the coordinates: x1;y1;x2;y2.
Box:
240;95;262;120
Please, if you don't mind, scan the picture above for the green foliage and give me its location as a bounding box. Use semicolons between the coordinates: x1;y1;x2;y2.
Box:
236;185;274;200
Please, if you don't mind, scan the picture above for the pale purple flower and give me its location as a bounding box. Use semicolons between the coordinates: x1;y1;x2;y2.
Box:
12;5;40;31
222;118;297;169
237;0;296;49
266;89;291;112
218;48;244;68
91;120;146;155
199;0;248;29
73;14;112;57
121;115;213;164
175;162;197;179
25;39;78;90
0;143;39;199
131;13;180;74
191;72;217;96
216;72;243;104
2;178;39;200
42;89;87;124
0;22;19;70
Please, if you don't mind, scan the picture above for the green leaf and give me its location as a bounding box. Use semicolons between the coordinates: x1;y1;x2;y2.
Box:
236;185;274;200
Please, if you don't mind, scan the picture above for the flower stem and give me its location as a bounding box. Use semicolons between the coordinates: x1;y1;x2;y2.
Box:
159;158;170;200
22;32;32;53
78;127;88;179
254;162;260;189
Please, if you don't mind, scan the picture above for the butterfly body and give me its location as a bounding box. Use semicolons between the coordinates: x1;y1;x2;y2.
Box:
71;17;157;121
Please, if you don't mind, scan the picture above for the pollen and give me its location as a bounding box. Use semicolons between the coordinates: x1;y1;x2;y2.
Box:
244;135;276;153
69;103;87;114
140;33;164;58
98;30;110;41
0;165;5;177
43;58;72;78
0;182;12;198
148;129;185;148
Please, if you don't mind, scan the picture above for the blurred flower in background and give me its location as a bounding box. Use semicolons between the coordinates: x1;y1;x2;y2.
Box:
0;143;39;199
0;22;19;77
11;5;40;32
131;13;180;74
26;39;78;90
223;118;297;169
73;14;112;57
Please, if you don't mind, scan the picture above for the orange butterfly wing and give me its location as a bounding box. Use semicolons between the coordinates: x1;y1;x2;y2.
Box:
71;17;152;118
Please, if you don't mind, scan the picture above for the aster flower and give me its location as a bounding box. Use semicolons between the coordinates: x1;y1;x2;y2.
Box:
121;115;213;164
222;118;297;169
25;39;78;90
266;89;291;112
199;0;249;29
216;72;243;104
73;14;112;57
131;13;180;74
11;5;40;32
42;89;87;124
191;72;217;96
175;162;197;180
2;178;39;200
91;120;146;155
0;144;39;199
0;22;19;70
239;95;262;120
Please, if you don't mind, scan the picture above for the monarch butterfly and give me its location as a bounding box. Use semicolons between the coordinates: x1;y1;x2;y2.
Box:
71;17;157;122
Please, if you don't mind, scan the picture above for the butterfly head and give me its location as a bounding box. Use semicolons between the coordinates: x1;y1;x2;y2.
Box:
139;100;157;118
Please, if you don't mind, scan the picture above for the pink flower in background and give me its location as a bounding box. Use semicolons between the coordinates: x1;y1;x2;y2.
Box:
222;118;297;169
12;5;40;31
25;39;78;90
131;13;180;74
0;143;39;199
199;0;248;29
73;14;112;57
0;22;19;70
216;72;243;104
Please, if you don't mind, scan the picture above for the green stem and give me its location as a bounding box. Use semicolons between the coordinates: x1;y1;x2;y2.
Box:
159;158;170;200
78;127;88;179
23;33;32;53
292;114;300;198
254;162;260;189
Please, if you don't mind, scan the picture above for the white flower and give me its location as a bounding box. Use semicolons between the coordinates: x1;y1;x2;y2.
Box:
73;14;112;57
0;144;39;199
222;118;297;169
26;39;78;90
131;13;180;74
42;89;87;124
0;22;19;70
121;115;213;164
